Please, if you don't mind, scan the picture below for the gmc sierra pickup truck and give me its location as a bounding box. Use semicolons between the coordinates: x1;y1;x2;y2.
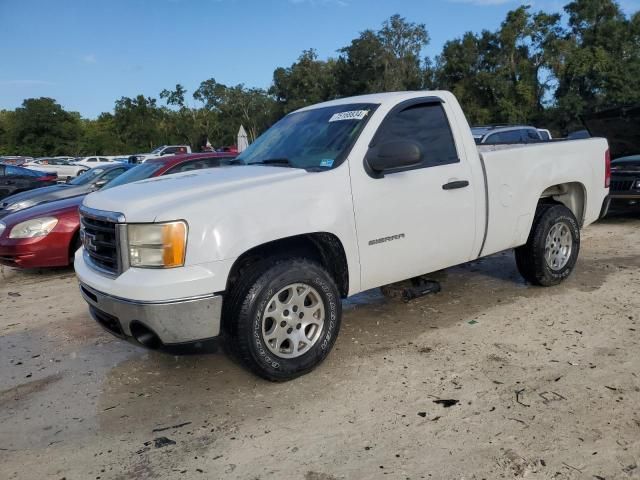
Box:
75;91;610;381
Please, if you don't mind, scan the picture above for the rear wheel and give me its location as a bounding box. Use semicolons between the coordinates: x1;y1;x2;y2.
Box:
515;204;580;286
224;258;341;381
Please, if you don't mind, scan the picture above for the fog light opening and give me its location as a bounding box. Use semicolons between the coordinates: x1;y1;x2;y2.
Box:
130;322;162;349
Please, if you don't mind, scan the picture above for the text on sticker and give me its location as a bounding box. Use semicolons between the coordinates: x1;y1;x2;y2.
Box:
329;110;369;122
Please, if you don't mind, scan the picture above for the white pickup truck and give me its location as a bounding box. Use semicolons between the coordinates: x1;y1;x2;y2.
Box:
75;91;610;381
130;145;192;163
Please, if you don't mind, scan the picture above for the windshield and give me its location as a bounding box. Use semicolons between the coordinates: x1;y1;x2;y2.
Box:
234;103;377;170
102;162;163;190
150;146;165;154
69;168;105;185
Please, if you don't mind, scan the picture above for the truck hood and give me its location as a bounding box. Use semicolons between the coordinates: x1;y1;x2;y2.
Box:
583;105;640;159
83;165;309;222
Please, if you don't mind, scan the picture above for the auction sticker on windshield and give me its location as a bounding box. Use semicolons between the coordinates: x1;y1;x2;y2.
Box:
329;110;370;122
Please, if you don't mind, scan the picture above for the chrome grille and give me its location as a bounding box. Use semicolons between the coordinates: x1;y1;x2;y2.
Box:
80;207;125;276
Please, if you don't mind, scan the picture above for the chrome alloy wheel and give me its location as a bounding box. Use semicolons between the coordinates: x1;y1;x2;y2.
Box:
261;283;325;359
544;222;573;271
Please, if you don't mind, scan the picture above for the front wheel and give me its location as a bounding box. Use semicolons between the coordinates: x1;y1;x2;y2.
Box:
225;258;342;381
515;204;580;286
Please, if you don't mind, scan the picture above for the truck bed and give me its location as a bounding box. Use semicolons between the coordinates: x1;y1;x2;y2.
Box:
477;138;609;257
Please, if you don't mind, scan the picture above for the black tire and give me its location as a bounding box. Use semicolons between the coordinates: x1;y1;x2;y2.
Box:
224;258;341;381
515;203;580;286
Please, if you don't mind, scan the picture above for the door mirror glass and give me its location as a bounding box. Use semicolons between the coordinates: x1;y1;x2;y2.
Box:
367;140;423;174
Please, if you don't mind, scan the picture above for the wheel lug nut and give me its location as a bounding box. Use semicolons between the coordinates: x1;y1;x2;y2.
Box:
299;312;304;319
283;310;289;316
280;321;287;327
292;305;298;313
287;327;293;334
296;323;302;329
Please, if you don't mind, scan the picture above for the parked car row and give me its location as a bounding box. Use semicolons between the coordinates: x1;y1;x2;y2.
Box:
0;152;235;268
0;147;196;184
23;158;91;180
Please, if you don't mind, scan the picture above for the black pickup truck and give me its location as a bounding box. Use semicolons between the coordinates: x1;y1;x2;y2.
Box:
584;105;640;210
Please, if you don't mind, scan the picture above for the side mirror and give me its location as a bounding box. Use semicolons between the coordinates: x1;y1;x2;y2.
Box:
366;140;423;175
93;179;108;189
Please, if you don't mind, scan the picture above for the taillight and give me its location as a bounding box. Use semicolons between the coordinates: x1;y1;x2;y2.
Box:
604;148;611;188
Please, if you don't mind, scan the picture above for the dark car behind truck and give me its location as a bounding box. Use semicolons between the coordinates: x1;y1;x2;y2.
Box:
583;104;640;210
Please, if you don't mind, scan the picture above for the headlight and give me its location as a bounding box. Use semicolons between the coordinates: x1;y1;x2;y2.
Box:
6;200;37;212
9;217;59;239
127;221;187;268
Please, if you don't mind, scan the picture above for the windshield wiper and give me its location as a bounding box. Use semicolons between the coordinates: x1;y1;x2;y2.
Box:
228;158;299;168
251;158;293;166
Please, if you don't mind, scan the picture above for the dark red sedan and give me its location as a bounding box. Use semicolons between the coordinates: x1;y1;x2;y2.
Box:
0;153;235;268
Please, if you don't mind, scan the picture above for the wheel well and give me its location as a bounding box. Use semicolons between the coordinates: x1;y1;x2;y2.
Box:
226;233;349;298
539;182;586;226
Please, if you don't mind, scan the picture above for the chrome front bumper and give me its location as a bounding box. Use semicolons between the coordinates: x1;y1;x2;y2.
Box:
79;282;223;345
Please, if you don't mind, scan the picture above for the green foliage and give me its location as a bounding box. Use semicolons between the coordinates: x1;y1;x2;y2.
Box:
3;98;82;156
1;2;639;156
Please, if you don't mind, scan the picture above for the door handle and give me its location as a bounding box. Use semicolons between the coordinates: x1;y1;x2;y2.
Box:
442;180;470;190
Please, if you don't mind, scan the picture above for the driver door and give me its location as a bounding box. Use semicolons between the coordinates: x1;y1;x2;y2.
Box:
349;99;477;290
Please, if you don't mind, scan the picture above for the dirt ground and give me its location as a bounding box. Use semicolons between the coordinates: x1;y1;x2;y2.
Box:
1;213;639;480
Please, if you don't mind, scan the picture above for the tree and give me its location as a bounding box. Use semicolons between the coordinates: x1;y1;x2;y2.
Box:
8;98;82;156
112;95;163;152
552;0;640;130
77;113;122;155
195;78;277;144
336;15;430;96
271;49;338;114
0;110;16;154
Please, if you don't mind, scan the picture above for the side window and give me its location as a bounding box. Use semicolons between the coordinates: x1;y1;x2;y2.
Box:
525;129;541;142
88;158;97;162
486;130;521;144
166;160;200;174
163;147;177;155
167;157;224;174
201;157;223;168
373;102;459;168
99;157;109;162
6;166;23;176
483;134;498;145
102;168;125;181
0;165;7;176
